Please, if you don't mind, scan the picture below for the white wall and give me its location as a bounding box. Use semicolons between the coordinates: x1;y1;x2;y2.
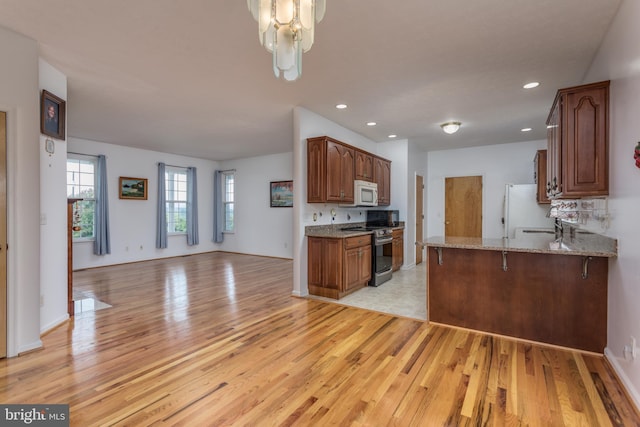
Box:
39;59;69;334
68;138;222;269
378;139;412;267
292;107;410;296
582;0;640;408
215;152;294;259
426;139;547;239
68;139;296;269
0;25;42;356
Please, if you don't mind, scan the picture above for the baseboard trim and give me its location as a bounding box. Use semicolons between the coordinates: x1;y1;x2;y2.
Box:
18;339;43;356
40;314;70;336
604;347;640;415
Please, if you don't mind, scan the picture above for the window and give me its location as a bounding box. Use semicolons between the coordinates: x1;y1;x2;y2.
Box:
223;171;234;232
67;155;97;240
166;167;187;234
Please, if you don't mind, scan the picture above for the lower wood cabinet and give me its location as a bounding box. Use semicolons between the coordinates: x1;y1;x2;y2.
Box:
392;229;403;271
308;235;371;299
427;247;607;352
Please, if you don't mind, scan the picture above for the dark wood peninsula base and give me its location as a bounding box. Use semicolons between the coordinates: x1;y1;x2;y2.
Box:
427;246;609;353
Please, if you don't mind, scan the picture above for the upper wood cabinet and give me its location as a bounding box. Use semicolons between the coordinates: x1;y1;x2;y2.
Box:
534;150;550;204
546;80;609;199
307;136;355;204
374;156;391;206
355;150;374;181
307;136;391;205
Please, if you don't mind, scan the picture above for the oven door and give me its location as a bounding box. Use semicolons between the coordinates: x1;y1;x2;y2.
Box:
371;236;392;286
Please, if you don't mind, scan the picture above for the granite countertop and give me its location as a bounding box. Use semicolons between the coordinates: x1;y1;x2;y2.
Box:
421;231;617;258
305;222;405;238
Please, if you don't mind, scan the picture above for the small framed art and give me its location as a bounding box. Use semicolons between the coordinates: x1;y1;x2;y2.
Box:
270;180;293;207
119;177;148;200
40;90;66;139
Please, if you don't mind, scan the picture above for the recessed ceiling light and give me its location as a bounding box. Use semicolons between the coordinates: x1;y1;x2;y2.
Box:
388;134;397;138
521;127;532;132
367;122;377;126
523;82;540;89
336;104;347;109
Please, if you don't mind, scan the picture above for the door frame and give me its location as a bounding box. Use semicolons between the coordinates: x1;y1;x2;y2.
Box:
415;174;424;265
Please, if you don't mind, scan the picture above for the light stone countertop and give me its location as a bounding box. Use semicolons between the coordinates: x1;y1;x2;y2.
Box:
422;231;617;258
305;222;404;238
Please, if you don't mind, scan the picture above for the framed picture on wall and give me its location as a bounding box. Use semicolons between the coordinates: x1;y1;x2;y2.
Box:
270;180;293;207
119;177;148;200
40;90;66;140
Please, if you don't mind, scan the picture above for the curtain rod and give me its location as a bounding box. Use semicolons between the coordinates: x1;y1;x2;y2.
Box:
217;168;236;173
161;163;188;169
67;151;99;157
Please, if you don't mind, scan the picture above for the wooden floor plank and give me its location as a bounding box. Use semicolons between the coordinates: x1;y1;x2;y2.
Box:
0;252;638;426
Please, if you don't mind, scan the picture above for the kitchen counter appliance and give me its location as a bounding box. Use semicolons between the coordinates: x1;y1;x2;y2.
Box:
341;210;399;286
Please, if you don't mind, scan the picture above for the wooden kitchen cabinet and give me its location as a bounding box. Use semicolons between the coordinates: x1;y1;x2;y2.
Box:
534;150;550;204
428;246;608;352
307;136;355;204
374;156;391;206
392;228;404;271
308;235;371;299
546;80;609;198
355;150;374;182
344;236;372;293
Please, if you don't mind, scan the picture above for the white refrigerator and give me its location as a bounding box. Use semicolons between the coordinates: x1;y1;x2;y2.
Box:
503;184;555;238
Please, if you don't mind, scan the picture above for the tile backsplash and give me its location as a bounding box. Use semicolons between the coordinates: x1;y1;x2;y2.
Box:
549;197;610;230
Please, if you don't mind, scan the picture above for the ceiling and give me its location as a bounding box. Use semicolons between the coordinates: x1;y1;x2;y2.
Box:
0;0;622;161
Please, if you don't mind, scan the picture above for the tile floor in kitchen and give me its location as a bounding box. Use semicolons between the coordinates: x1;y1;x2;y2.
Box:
308;262;427;320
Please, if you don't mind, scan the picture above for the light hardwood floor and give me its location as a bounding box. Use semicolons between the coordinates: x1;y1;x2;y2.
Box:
1;252;638;426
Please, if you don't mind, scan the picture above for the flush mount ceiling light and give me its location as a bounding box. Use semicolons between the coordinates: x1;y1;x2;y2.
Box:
335;104;347;109
523;82;540;89
247;0;326;82
440;122;461;134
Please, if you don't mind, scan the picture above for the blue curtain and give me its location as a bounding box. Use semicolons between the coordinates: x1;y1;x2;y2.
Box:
156;162;167;249
186;167;199;245
213;170;224;243
93;154;111;255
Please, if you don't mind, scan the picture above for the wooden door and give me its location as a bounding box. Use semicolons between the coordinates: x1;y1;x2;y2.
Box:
0;112;6;358
415;175;424;264
444;176;482;238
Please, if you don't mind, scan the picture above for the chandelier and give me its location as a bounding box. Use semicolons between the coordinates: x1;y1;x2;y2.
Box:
247;0;326;81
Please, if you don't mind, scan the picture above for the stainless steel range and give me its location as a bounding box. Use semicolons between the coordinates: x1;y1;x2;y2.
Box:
370;227;393;286
340;210;398;287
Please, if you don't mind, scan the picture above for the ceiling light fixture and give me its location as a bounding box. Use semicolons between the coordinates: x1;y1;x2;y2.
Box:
388;134;397;138
523;82;540;89
440;122;461;134
521;127;532;132
367;122;377;126
247;0;326;82
335;104;347;109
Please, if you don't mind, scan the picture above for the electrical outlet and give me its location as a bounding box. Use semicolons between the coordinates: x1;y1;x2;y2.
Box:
624;336;637;361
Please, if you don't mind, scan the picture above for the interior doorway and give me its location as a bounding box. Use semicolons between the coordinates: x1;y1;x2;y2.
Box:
0;112;7;358
444;176;482;238
415;174;424;265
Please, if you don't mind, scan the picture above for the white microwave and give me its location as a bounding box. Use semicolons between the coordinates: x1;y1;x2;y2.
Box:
342;180;378;207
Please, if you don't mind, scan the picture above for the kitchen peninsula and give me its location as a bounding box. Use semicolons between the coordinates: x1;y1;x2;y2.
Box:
424;230;617;353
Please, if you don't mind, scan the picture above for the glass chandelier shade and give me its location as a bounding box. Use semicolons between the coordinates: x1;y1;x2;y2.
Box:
247;0;326;81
